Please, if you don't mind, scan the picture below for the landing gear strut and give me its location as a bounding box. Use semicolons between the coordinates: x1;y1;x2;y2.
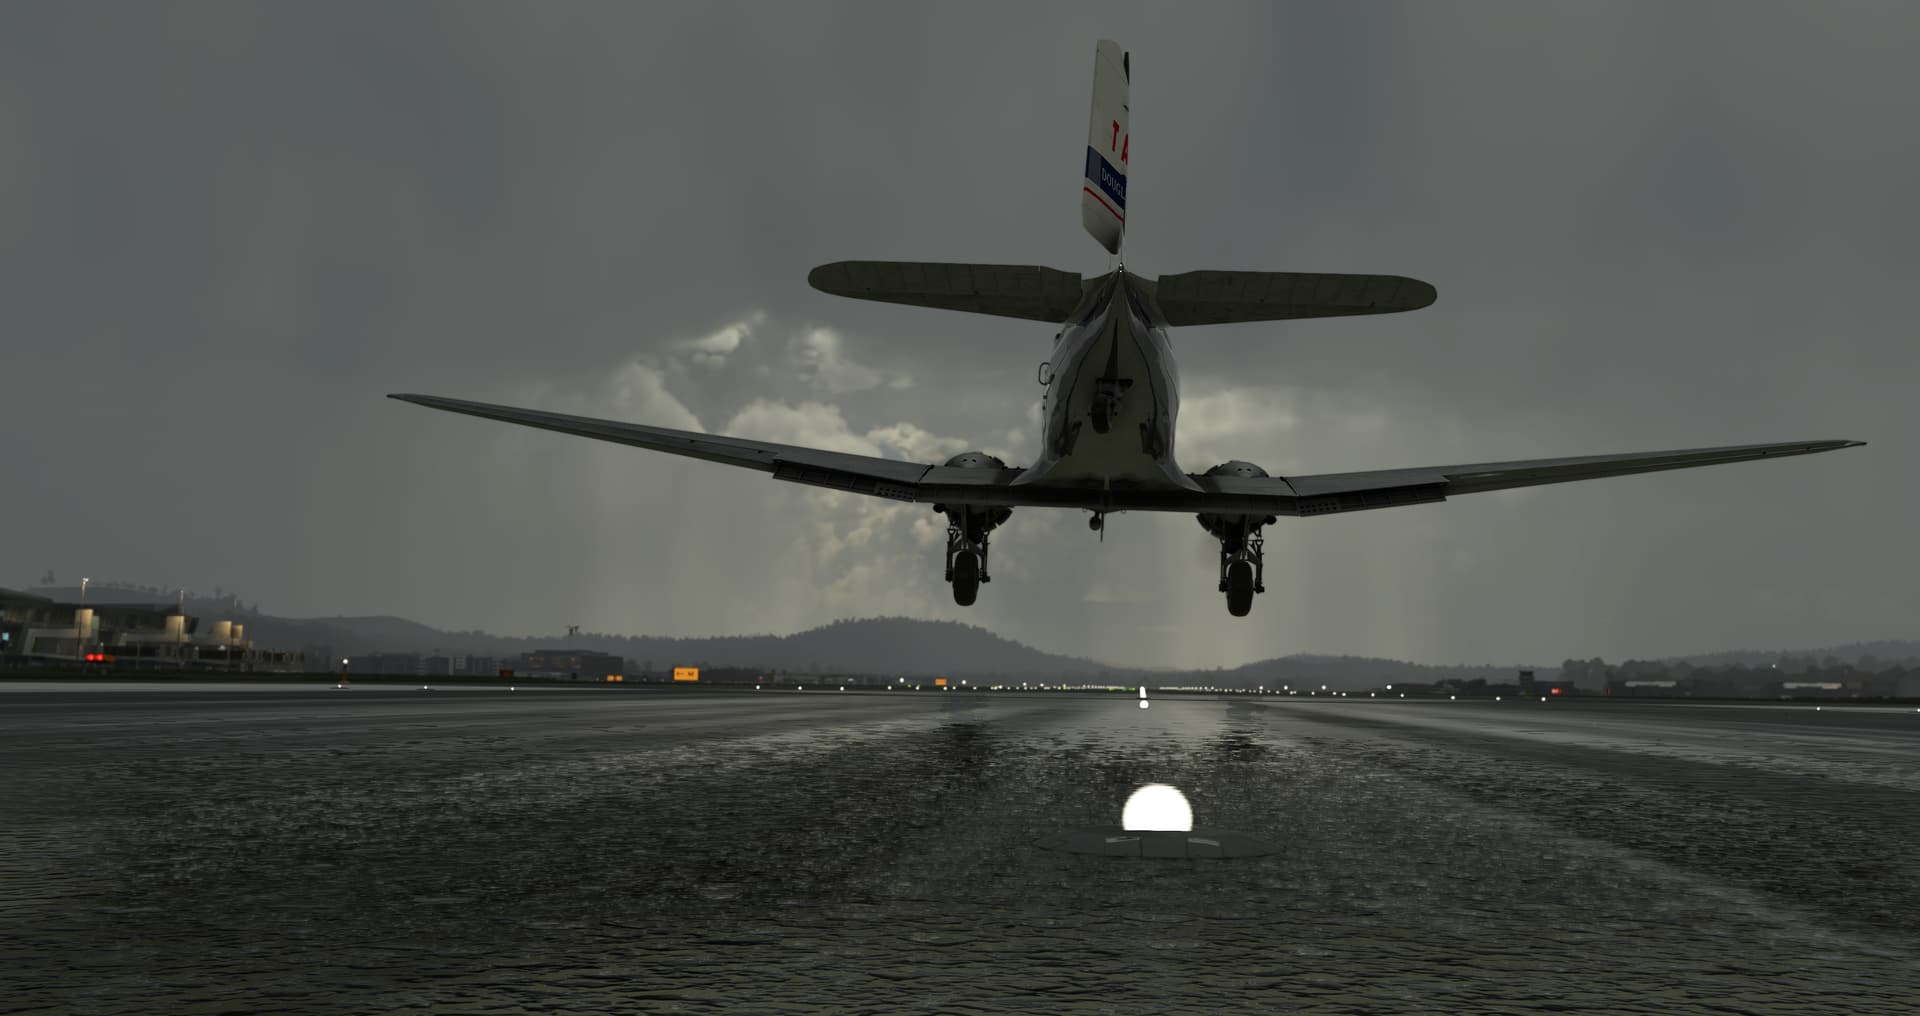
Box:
937;504;1010;606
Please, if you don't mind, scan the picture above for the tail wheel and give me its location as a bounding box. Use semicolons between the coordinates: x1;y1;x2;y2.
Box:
952;551;981;606
1225;560;1255;617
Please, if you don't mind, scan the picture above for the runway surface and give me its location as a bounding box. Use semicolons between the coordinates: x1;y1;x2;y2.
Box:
4;684;1918;1014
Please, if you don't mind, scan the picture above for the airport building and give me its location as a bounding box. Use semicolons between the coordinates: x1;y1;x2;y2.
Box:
0;588;304;672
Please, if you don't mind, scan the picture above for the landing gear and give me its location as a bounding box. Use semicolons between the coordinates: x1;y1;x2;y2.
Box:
1225;560;1255;617
1200;514;1274;617
950;548;982;606
938;504;1011;606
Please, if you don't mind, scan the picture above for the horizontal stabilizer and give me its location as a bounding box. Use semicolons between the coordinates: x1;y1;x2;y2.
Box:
809;261;1086;323
1151;270;1437;326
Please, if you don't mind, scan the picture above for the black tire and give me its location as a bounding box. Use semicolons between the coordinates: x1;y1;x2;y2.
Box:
952;551;981;606
1226;560;1254;617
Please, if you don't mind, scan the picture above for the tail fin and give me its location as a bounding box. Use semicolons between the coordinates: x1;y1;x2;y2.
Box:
1081;40;1129;255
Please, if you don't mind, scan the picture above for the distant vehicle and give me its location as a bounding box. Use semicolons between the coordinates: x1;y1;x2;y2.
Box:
393;40;1862;617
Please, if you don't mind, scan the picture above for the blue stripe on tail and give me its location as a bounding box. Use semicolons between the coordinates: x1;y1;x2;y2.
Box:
1084;147;1128;209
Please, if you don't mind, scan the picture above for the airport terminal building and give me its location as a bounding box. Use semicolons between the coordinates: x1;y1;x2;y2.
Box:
0;589;304;672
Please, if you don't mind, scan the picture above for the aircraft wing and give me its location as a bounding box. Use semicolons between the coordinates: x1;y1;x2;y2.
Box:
387;394;1027;502
1186;439;1866;517
391;396;1861;518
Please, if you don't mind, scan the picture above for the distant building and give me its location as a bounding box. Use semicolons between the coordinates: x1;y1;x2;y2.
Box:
346;653;421;676
454;655;501;677
517;650;624;680
0;588;303;672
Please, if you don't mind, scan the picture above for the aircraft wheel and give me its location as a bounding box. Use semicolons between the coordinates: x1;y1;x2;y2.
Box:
952;551;981;606
1225;560;1254;617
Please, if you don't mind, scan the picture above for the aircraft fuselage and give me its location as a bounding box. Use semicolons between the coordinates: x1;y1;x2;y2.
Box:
1019;271;1200;495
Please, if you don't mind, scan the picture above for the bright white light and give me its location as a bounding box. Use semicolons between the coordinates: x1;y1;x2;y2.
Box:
1541;696;1547;702
1450;695;1457;700
1121;784;1192;832
1496;696;1502;702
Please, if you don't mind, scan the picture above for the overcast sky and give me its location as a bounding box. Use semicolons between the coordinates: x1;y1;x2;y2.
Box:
5;2;1912;668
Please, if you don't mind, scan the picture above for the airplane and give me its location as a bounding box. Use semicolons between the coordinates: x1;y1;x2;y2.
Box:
392;39;1863;618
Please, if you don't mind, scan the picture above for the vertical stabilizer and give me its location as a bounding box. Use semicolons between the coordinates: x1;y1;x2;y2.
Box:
1081;40;1129;255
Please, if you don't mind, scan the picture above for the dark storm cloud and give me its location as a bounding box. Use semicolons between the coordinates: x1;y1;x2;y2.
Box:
4;2;1911;667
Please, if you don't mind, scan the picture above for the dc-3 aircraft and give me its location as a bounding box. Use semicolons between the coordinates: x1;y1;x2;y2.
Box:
393;40;1863;617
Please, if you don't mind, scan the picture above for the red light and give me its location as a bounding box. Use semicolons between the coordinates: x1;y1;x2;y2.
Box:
1550;687;1562;695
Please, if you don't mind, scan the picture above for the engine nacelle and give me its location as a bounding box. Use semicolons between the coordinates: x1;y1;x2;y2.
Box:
943;451;1007;470
1197;460;1278;539
934;452;1012;533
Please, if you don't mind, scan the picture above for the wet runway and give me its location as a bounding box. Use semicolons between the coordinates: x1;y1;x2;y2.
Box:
4;683;1918;1014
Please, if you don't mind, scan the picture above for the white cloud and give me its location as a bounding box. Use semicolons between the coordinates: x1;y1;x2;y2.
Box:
726;398;881;455
517;360;704;431
1175;385;1408;473
864;421;970;463
675;310;765;368
791;325;908;394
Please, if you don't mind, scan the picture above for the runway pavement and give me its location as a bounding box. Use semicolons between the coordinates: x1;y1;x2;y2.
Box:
3;683;1917;1014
